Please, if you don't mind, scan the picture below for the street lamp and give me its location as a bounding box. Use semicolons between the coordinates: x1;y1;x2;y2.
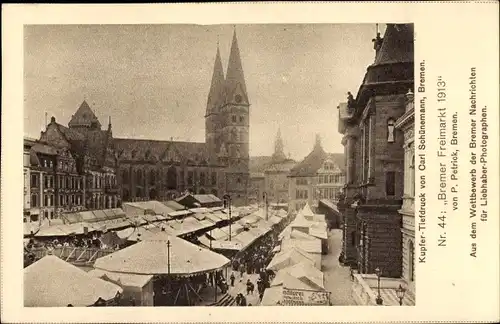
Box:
374;267;383;305
396;284;406;306
167;240;171;275
223;194;232;241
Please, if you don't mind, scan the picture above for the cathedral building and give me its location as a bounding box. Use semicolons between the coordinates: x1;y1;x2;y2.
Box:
37;30;251;208
114;30;250;207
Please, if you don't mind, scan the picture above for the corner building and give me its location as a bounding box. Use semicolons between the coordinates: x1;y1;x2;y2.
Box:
337;24;414;278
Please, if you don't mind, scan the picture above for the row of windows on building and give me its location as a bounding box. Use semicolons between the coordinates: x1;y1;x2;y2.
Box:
88;174;116;189
30;174;84;190
314;187;342;200
318;174;344;184
269;181;288;190
30;193;83;208
122;168;218;188
295;189;308;200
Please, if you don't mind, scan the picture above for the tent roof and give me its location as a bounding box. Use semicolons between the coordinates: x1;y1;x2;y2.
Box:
260;286;283;306
271;262;324;291
24;255;122;307
281;238;322;254
162;200;186;211
266;247;315;271
94;232;230;275
89;269;153;288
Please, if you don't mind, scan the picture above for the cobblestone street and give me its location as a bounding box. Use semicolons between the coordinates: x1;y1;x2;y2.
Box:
322;229;356;305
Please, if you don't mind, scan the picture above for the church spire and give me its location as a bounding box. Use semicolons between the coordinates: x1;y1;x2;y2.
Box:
206;42;225;116
272;128;286;162
224;29;248;105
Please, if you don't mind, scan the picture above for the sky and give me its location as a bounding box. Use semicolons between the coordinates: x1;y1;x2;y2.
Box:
24;24;384;160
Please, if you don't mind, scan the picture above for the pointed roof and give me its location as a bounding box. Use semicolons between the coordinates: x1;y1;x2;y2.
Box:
272;128;287;162
206;44;225;116
94;232;230;275
68;100;101;128
374;24;414;65
224;30;249;104
24;255;122;307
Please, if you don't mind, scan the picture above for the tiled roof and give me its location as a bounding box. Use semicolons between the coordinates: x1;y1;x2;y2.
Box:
289;145;344;177
54;123;86;141
68;100;101;128
265;160;296;173
374;24;414;66
250;156;274;173
31;142;59;156
113;138;208;164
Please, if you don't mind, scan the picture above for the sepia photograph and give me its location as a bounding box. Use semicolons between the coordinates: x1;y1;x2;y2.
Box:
21;22;415;308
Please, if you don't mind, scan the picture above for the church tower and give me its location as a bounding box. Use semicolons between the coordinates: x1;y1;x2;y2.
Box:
219;30;250;206
205;42;225;164
271;128;287;163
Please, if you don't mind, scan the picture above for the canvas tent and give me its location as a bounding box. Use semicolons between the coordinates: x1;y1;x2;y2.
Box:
94;232;230;275
24;255;122;307
89;269;154;306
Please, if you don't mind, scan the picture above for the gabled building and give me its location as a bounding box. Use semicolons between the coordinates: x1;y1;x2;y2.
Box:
288;135;344;213
40;104;118;211
337;23;414;285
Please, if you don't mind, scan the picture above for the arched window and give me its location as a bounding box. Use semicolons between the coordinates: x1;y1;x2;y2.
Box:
167;166;177;190
149;169;156;185
136;169;143;186
408;240;415;281
387;118;395;143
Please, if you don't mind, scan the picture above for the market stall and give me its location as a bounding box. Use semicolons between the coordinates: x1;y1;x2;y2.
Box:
24;255;122;307
94;232;230;306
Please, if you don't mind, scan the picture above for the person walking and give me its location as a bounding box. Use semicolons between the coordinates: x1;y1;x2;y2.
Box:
246;279;252;295
230;272;235;287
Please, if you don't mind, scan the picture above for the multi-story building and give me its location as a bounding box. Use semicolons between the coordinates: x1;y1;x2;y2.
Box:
395;89;415;293
24;138;37;222
288;135;344;213
263;130;296;205
337;24;414;280
25;137;87;222
40;108;119;211
28;141;58;222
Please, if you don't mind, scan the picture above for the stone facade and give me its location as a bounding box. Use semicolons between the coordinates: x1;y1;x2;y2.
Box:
337;24;414;279
288;135;344;213
396;90;416;293
249;173;265;205
26;139;86;222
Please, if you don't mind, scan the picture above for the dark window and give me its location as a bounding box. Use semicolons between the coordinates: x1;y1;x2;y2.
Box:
31;194;38;207
44;195;48;207
167;167;177;190
187;171;194;186
211;172;217;186
351;231;356;246
409;240;415;281
44;176;48;188
239;116;244;123
59;195;63;205
31;174;38;188
232;115;237;123
200;172;206;186
149;170;156;185
386;171;396;196
122;170;129;184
